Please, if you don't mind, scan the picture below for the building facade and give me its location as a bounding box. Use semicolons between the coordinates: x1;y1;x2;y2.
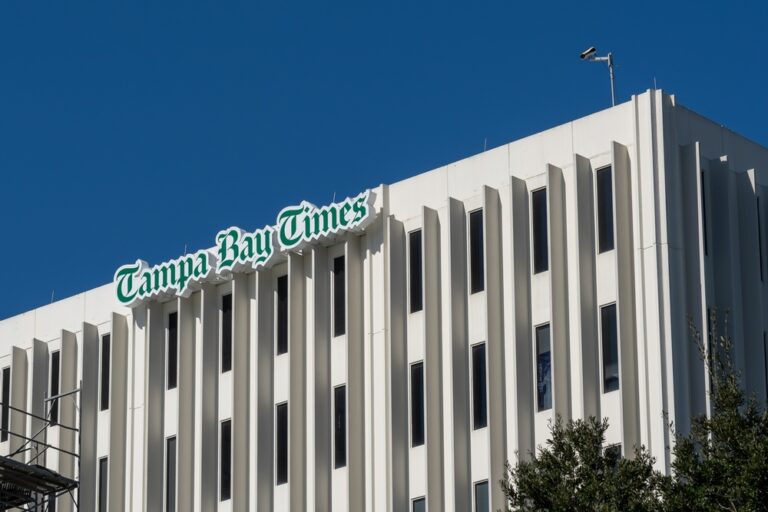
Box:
1;89;768;512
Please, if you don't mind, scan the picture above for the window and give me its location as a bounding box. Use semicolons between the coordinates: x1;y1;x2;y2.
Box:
412;497;426;512
334;385;347;468
763;332;768;398
50;351;60;425
276;402;288;485
100;334;110;411
167;313;178;390
98;457;108;512
166;436;177;512
472;343;488;430
596;166;615;253
48;494;57;512
220;420;231;501
409;230;423;313
469;209;485;293
601;304;619;393
410;362;425;447
758;198;764;281
532;188;549;274
701;171;708;256
605;443;622;471
1;367;9;442
474;480;489;512
221;294;232;373
536;324;552;411
277;275;288;355
333;256;346;337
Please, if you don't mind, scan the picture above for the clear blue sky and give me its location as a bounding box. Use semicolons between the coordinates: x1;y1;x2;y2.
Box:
1;1;765;320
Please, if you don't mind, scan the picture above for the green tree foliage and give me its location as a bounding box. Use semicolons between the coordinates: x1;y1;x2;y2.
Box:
664;311;768;512
500;416;667;511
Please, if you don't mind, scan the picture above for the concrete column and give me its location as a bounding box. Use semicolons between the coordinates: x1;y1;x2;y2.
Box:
289;253;308;512
109;313;129;510
144;302;165;510
510;176;533;460
177;295;196;512
232;273;251;509
58;330;77;512
386;216;409;512
347;235;366;512
9;346;28;462
255;271;275;512
31;339;48;464
80;323;99;510
423;206;444;512
312;246;331;512
200;285;219;510
547;165;571;421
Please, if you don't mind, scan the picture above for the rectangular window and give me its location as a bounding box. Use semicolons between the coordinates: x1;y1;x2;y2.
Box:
409;230;423;313
410;362;425;447
596;166;615;253
472;343;488;430
763;332;768;399
1;367;9;442
98;457;108;512
605;443;622;471
221;294;232;373
474;480;489;512
333;256;346;337
276;402;288;485
412;497;426;512
334;385;347;468
50;351;60;425
532;188;549;274
220;420;231;501
758;198;764;282
100;334;111;411
469;209;485;293
536;324;552;411
701;171;708;256
601;304;620;393
277;275;289;355
48;494;56;512
167;313;178;390
166;436;176;512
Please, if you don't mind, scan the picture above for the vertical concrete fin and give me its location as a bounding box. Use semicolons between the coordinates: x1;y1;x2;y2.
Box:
347;235;366;512
546;164;571;420
109;312;129;510
483;185;508;511
289;253;307;512
58;330;77;512
200;285;219;510
447;197;470;511
613;141;641;453
9;346;28;462
387;215;409;512
177;295;196;512
256;271;275;512
80;323;99;510
510;176;533;460
312;246;331;512
232;273;251;509
423;206;444;512
144;302;165;510
31;339;48;463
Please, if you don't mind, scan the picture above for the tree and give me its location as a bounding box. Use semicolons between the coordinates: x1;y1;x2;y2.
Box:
500;416;667;512
664;311;768;512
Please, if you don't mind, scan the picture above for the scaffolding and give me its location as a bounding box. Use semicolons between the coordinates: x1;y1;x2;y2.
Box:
0;386;80;511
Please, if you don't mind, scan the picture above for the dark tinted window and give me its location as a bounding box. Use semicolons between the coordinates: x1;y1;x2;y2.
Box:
532;188;549;273
166;436;176;512
98;457;108;512
758;198;764;281
536;324;552;411
222;294;232;373
409;230;423;313
472;343;487;429
475;480;489;512
410;362;425;447
596;166;615;253
469;209;485;294
48;494;56;512
101;334;111;411
220;420;231;500
277;275;289;355
601;304;620;392
701;171;708;255
334;385;347;468
605;444;622;471
413;497;426;512
1;367;9;442
167;313;178;390
276;402;288;485
333;256;346;337
763;332;767;398
50;351;60;425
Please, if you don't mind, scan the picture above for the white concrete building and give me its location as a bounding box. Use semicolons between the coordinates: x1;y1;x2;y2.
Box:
1;89;767;512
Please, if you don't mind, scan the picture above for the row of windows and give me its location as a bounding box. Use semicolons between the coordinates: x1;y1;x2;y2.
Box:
407;166;617;311
411;480;489;512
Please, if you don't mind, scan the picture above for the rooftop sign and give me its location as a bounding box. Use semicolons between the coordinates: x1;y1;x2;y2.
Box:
113;189;375;307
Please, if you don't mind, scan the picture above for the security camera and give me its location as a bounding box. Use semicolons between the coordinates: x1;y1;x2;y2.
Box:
580;47;597;60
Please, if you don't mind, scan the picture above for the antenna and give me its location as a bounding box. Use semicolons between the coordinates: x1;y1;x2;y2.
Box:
580;47;616;106
50;290;55;303
484;137;487;151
